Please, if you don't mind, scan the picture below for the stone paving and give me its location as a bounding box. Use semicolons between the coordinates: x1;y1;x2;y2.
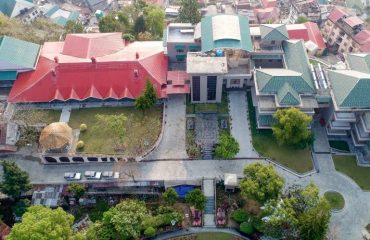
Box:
228;91;258;158
195;114;219;146
145;95;187;160
60;106;71;122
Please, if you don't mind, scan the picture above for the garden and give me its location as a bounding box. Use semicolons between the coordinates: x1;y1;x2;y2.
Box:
333;155;370;190
324;191;345;211
68;106;162;156
246;91;313;173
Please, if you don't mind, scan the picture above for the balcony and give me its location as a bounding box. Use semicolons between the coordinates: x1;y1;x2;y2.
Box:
326;127;347;136
329;120;351;130
360;113;370;133
333;112;356;122
351;129;367;147
353;122;370;142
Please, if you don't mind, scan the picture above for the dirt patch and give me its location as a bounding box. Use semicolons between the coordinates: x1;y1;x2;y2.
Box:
244;199;261;215
174;202;192;229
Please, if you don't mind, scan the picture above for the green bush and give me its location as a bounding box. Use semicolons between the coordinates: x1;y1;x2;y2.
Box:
144;226;156;237
89;200;109;222
251;216;264;232
215;131;240;159
80;123;87;132
185;189;207;210
76;140;84;150
162;188;179;206
240;222;253;235
142;207;183;229
231;209;249;223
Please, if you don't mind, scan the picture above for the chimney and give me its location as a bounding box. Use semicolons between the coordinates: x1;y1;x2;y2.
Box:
135;52;139;60
54;56;59;63
134;69;139;78
91;57;96;64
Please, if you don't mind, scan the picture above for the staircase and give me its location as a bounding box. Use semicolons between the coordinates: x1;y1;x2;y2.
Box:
202;178;216;227
202;144;214;160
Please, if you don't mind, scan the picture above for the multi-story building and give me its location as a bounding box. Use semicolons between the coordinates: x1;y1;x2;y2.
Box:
285;0;321;24
0;0;34;18
322;7;370;54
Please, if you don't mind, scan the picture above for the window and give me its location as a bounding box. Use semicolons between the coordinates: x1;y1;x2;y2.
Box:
349;47;353;52
176;54;186;62
192;76;200;101
176;49;185;53
343;42;347;47
167;80;173;85
230;79;240;85
207;76;217;101
271;40;275;45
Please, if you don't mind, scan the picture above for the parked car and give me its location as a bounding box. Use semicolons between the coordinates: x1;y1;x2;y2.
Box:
102;171;120;179
84;171;102;180
64;172;81;180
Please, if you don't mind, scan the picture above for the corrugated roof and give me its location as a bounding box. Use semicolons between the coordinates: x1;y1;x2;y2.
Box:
201;15;253;52
260;24;289;41
329;70;370;109
327;7;348;23
0;0;16;17
277;82;300;105
347;53;370;73
0;36;40;70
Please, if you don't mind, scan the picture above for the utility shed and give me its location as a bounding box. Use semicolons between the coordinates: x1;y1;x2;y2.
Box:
224;173;238;192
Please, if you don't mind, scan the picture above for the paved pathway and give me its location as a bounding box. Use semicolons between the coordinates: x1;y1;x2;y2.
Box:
312;121;331;153
60;106;71;122
155;227;248;240
203;179;215;227
145;95;187;160
228;91;258;158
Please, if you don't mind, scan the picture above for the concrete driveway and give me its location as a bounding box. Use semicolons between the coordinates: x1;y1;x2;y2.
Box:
228;91;258;158
145;95;188;160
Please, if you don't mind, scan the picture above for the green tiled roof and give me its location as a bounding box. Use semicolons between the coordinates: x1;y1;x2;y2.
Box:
258;115;275;126
277;82;300;105
260;24;289;42
283;40;315;91
0;71;17;80
45;5;59;17
53;16;68;27
201;14;253;52
0;36;40;69
347;53;370;73
0;0;16;17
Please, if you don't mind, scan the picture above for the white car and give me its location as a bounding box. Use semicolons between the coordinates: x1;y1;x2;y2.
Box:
84;171;102;180
64;172;81;180
102;171;120;179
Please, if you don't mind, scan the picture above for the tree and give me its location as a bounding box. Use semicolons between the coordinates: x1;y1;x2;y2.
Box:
240;163;284;203
177;0;201;25
134;15;146;35
163;188;179;206
137;31;153;41
0;161;31;199
93;113;127;148
67;183;86;199
98;12;130;33
122;33;135;42
296;15;309;24
87;199;149;240
215;132;240;159
298;198;331;240
65;20;83;34
143;5;164;38
13;199;30;219
135;79;158;113
7;205;76;240
185;189;207;210
272;108;313;148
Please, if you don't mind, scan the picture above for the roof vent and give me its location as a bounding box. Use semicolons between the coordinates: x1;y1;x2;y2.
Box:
134;69;139;78
54;56;59;63
135;52;140;59
91;57;96;64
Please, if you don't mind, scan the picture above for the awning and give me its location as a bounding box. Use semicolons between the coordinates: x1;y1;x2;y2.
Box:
0;71;17;81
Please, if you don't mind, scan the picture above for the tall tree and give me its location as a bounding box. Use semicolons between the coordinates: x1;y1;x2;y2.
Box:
7;206;76;240
93;114;127;149
240;163;284;203
86;199;149;240
163;188;179;206
134;15;146;35
67;183;86;199
272;108;313;148
98;12;130;33
143;5;165;38
65;21;83;34
215;132;240;159
296;16;309;24
0;161;31;199
185;189;207;210
135;79;158;113
177;0;201;25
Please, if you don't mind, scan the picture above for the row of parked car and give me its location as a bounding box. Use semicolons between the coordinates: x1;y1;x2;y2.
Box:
64;171;120;181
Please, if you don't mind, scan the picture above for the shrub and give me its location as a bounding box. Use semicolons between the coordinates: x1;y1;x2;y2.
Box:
231;209;249;223
215;132;240;159
240;222;253;235
76;140;84;150
251;215;264;232
162;188;179;206
185;189;207;210
144;227;156;237
80;123;87;132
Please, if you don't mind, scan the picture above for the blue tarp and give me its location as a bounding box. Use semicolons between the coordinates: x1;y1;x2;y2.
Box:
174;185;195;199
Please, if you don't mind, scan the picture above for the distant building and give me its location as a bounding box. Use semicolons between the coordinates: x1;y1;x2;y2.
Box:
42;4;80;27
286;0;321;24
32;185;64;208
322;7;370;53
0;0;34;18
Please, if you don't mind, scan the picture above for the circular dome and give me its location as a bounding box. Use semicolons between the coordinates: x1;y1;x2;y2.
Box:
39;122;73;152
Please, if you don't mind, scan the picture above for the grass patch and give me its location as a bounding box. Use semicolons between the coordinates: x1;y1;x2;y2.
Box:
329;140;350;152
366;223;370;232
333;155;370;190
196;232;237;240
69;106;162;156
246;91;313;173
13;109;61;124
324;191;345;210
186;92;229;115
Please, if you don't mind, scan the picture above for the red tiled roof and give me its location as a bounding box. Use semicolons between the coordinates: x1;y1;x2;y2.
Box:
8;34;168;103
354;30;370;52
287;25;310;41
343;16;363;28
254;7;279;23
328;7;348;23
261;0;277;8
304;22;326;49
166;71;190;95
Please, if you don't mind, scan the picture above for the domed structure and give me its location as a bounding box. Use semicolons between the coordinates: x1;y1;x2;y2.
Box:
39;122;73;153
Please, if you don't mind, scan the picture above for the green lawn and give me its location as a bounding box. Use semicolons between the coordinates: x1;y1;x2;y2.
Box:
13;109;61;124
333;155;370;190
196;232;237;240
324;191;345;210
246;91;313;173
68;106;162;156
329;140;350;152
186;92;229;114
